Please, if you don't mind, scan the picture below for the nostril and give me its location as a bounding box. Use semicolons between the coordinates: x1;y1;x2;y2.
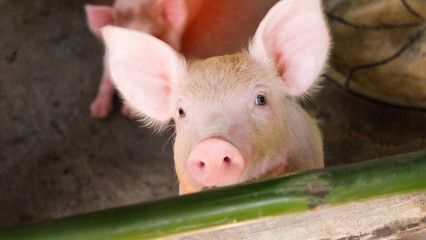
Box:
187;138;245;187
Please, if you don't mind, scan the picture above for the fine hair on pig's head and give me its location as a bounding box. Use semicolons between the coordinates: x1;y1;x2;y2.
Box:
102;0;330;194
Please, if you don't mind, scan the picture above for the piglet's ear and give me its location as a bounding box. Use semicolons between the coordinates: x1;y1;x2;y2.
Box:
250;0;330;96
85;4;117;37
101;26;185;122
159;0;188;31
156;0;189;50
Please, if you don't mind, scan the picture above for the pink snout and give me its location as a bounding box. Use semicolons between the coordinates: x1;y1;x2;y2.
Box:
187;138;245;187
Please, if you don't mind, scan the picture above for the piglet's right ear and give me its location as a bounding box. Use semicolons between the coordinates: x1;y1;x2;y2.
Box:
250;0;330;96
101;26;185;122
85;4;116;37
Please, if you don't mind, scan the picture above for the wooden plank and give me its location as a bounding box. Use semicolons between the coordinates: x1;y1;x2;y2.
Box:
170;192;426;240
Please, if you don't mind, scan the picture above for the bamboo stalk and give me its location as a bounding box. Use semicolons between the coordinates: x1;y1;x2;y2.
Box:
1;150;425;240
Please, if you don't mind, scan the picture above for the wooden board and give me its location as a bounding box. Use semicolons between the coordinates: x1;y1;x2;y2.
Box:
168;192;426;240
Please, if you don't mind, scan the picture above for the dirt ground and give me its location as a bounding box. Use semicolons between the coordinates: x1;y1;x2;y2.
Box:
0;0;425;229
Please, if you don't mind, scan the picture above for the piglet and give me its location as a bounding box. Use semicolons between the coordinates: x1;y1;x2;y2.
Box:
85;0;201;118
102;0;330;194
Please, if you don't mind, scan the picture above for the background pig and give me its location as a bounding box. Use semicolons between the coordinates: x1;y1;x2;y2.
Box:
85;0;201;118
102;0;330;194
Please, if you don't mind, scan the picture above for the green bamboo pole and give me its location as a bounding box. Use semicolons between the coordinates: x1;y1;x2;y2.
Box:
1;150;425;240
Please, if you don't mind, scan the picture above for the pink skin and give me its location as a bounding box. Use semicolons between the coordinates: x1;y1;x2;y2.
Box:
90;72;115;119
102;0;330;194
85;0;199;119
187;138;245;187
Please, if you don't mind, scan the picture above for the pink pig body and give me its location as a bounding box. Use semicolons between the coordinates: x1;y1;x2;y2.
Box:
102;0;330;194
85;0;201;118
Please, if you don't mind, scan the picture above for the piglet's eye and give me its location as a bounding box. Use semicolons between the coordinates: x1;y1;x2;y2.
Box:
255;94;267;106
178;108;186;118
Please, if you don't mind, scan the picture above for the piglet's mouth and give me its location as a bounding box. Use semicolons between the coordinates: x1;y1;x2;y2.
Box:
201;186;217;191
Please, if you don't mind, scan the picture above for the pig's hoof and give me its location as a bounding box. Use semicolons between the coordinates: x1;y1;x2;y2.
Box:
90;100;113;119
121;104;135;119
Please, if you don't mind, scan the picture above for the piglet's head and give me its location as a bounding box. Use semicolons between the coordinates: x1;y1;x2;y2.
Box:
102;0;329;194
85;0;188;48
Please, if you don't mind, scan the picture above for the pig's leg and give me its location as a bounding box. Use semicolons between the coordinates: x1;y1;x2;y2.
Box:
90;72;135;119
120;103;135;118
90;70;114;119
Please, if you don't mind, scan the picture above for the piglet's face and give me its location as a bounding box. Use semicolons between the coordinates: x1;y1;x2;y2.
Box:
171;54;292;193
102;0;330;194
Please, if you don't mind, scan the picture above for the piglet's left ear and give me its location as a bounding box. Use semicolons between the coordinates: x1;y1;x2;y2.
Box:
156;0;189;50
250;0;330;96
85;4;117;37
159;0;188;30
